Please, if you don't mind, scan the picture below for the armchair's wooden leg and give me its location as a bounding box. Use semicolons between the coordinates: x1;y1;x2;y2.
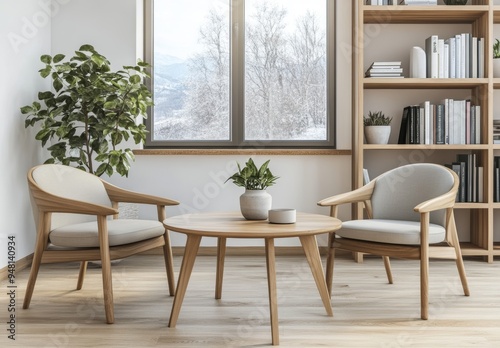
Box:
448;210;470;296
325;232;335;297
23;214;50;309
23;248;43;309
98;216;114;324
382;256;393;284
76;261;88;290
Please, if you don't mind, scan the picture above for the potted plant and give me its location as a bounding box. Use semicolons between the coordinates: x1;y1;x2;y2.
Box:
21;44;153;177
493;39;500;78
225;158;279;220
364;111;392;144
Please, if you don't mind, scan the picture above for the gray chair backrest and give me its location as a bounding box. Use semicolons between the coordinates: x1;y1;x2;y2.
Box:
31;164;112;230
371;163;455;226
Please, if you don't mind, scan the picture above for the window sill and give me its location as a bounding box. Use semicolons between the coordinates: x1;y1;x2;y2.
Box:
133;149;351;156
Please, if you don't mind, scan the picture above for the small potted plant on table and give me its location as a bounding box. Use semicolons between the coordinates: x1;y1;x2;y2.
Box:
225;158;279;220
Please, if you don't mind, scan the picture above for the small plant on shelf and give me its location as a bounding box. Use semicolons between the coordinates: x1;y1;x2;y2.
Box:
363;111;392;126
494;39;500;59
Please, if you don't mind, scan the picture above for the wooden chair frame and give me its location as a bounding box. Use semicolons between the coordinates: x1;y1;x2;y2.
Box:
318;166;470;319
23;166;179;324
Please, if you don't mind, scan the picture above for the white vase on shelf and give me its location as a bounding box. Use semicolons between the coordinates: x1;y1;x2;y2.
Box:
364;126;391;145
494;59;500;78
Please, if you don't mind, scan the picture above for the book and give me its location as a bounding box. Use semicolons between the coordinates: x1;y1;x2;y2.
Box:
445;37;456;78
425;35;439;78
435;103;445;144
478;37;484;78
363;168;370;185
369;61;402;67
398;106;410;144
438;39;445;78
457;153;472;202
477;166;483;202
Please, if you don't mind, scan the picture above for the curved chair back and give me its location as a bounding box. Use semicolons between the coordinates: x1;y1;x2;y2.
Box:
371;163;456;226
30;164;112;230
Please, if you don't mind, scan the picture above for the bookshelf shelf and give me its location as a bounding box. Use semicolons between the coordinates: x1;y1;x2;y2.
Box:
364;78;488;89
364;6;489;24
354;0;498;263
363;144;490;150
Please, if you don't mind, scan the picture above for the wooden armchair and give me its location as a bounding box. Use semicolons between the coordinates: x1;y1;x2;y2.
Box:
318;163;470;319
23;164;179;323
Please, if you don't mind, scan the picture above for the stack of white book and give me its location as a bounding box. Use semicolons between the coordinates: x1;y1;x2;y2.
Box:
365;61;403;78
366;0;394;4
398;0;437;5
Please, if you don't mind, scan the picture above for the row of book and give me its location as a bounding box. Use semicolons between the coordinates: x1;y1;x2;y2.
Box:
425;34;484;79
445;153;483;203
366;0;437;4
365;61;403;78
494;120;500;144
397;99;481;145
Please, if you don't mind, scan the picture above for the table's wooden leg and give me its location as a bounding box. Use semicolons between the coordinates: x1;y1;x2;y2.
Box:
215;237;226;299
168;234;202;328
265;238;279;346
299;235;333;317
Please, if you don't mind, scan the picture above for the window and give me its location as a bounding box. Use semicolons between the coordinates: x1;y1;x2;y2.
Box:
144;0;335;148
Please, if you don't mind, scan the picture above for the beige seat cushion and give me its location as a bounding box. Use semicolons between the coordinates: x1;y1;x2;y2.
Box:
337;219;446;245
49;219;165;247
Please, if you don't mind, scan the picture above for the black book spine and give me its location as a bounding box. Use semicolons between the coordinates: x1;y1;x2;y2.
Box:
456;154;471;202
398;106;410;144
414;106;421;145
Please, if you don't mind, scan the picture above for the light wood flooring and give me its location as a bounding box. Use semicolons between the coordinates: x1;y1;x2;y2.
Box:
1;254;500;347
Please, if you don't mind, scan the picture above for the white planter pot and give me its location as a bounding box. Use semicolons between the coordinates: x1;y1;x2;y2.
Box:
364;125;391;144
240;189;272;220
494;59;500;78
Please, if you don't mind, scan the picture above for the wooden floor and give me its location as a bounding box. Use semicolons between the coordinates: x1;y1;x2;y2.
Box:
2;254;500;347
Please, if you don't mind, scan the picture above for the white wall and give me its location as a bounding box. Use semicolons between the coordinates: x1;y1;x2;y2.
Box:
0;0;352;269
0;0;52;269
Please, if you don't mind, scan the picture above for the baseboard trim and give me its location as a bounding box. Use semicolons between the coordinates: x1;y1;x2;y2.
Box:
0;254;33;282
0;246;330;282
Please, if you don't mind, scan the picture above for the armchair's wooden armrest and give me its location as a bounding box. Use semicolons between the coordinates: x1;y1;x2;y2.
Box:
103;181;180;206
29;181;118;216
414;189;457;213
317;181;375;207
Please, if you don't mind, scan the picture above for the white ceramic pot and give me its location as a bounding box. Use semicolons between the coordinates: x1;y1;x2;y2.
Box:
364;125;391;144
494;59;500;78
240;189;272;220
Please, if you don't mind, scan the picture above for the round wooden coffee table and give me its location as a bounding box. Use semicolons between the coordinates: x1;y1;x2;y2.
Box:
163;211;341;346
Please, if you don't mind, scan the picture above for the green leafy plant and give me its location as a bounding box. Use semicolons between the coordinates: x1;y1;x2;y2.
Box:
225;158;279;190
363;111;392;126
494;39;500;59
21;44;153;177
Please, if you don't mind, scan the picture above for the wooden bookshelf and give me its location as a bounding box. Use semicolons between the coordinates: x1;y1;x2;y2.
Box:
353;0;499;262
